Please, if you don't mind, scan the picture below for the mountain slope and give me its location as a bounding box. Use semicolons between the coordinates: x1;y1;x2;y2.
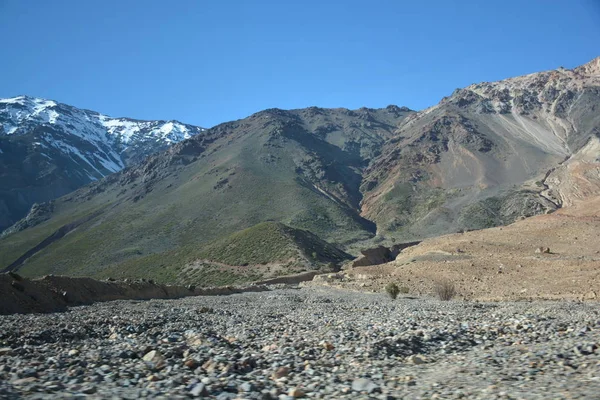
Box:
0;106;413;282
361;57;600;239
0;96;204;231
173;221;352;286
337;195;600;301
2;57;600;285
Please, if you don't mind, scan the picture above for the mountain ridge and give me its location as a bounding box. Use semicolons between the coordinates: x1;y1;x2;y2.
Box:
0;95;205;231
1;57;599;286
359;57;600;237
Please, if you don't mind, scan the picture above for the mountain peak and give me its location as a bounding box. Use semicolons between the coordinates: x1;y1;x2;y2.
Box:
0;95;57;109
0;96;206;231
575;56;600;76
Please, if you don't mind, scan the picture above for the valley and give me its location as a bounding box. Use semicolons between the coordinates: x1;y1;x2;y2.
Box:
2;58;600;288
2;3;599;399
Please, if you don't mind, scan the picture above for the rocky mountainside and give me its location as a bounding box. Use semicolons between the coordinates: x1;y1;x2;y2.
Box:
0;105;413;282
362;56;600;238
0;96;204;231
1;57;599;285
328;195;600;301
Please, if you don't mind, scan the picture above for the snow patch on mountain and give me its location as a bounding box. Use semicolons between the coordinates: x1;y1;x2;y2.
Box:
0;95;205;179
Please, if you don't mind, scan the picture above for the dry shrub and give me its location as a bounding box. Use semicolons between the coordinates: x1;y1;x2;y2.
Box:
434;279;456;301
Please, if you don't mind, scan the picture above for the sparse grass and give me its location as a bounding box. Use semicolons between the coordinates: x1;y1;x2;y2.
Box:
197;222;298;266
434;279;456;301
197;221;351;268
176;263;266;287
379;185;453;234
0;113;393;282
0;204;108;269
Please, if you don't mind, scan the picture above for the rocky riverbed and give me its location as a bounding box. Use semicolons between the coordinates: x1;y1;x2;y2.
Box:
0;287;598;399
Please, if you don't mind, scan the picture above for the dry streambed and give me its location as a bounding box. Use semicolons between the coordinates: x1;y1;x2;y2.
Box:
0;287;598;399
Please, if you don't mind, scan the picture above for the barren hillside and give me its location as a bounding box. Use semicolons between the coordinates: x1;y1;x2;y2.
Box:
328;197;600;301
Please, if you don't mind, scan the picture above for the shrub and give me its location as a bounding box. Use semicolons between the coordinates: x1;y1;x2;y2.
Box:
326;262;339;272
385;282;401;300
434;279;456;301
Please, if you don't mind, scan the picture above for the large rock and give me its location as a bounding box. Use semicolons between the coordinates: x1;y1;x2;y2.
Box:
352;242;420;267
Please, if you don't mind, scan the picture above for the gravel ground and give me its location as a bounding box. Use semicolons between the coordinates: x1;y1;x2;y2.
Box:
0;287;598;399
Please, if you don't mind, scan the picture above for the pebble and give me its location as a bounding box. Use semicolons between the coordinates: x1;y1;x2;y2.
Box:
0;287;598;399
352;378;380;394
190;382;208;397
407;355;426;365
288;387;305;397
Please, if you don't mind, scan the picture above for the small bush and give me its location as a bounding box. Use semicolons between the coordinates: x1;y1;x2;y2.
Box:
385;282;401;300
434;279;456;301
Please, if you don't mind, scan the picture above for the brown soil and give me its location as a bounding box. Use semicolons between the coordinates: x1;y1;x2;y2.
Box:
314;197;600;301
0;274;268;315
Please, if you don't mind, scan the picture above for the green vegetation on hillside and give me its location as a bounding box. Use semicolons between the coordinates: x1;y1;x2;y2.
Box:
1;107;405;282
197;221;351;267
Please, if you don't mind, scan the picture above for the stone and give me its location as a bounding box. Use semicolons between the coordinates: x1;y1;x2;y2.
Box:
352;378;380;394
407;355;426;365
202;359;217;372
0;347;13;356
190;383;208;397
262;344;278;352
22;368;38;378
272;366;290;379
584;291;597;300
240;382;256;392
288;388;305;398
99;364;111;373
185;332;203;347
12;377;37;386
68;349;80;357
81;385;97;394
142;350;166;370
320;341;335;351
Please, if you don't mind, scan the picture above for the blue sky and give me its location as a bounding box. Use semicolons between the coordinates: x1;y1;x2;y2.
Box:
1;0;599;128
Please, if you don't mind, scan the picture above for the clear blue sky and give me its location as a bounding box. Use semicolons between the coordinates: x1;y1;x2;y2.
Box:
1;0;599;128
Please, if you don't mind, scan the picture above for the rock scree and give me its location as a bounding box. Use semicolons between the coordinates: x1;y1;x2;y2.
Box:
0;287;598;398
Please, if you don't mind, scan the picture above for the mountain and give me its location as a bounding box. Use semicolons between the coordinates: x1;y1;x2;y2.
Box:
361;57;600;238
0;105;413;282
338;195;600;301
173;221;352;286
1;57;599;285
0;95;204;231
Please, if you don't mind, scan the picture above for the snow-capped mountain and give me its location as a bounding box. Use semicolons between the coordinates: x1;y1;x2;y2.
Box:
0;95;204;177
0;95;205;231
